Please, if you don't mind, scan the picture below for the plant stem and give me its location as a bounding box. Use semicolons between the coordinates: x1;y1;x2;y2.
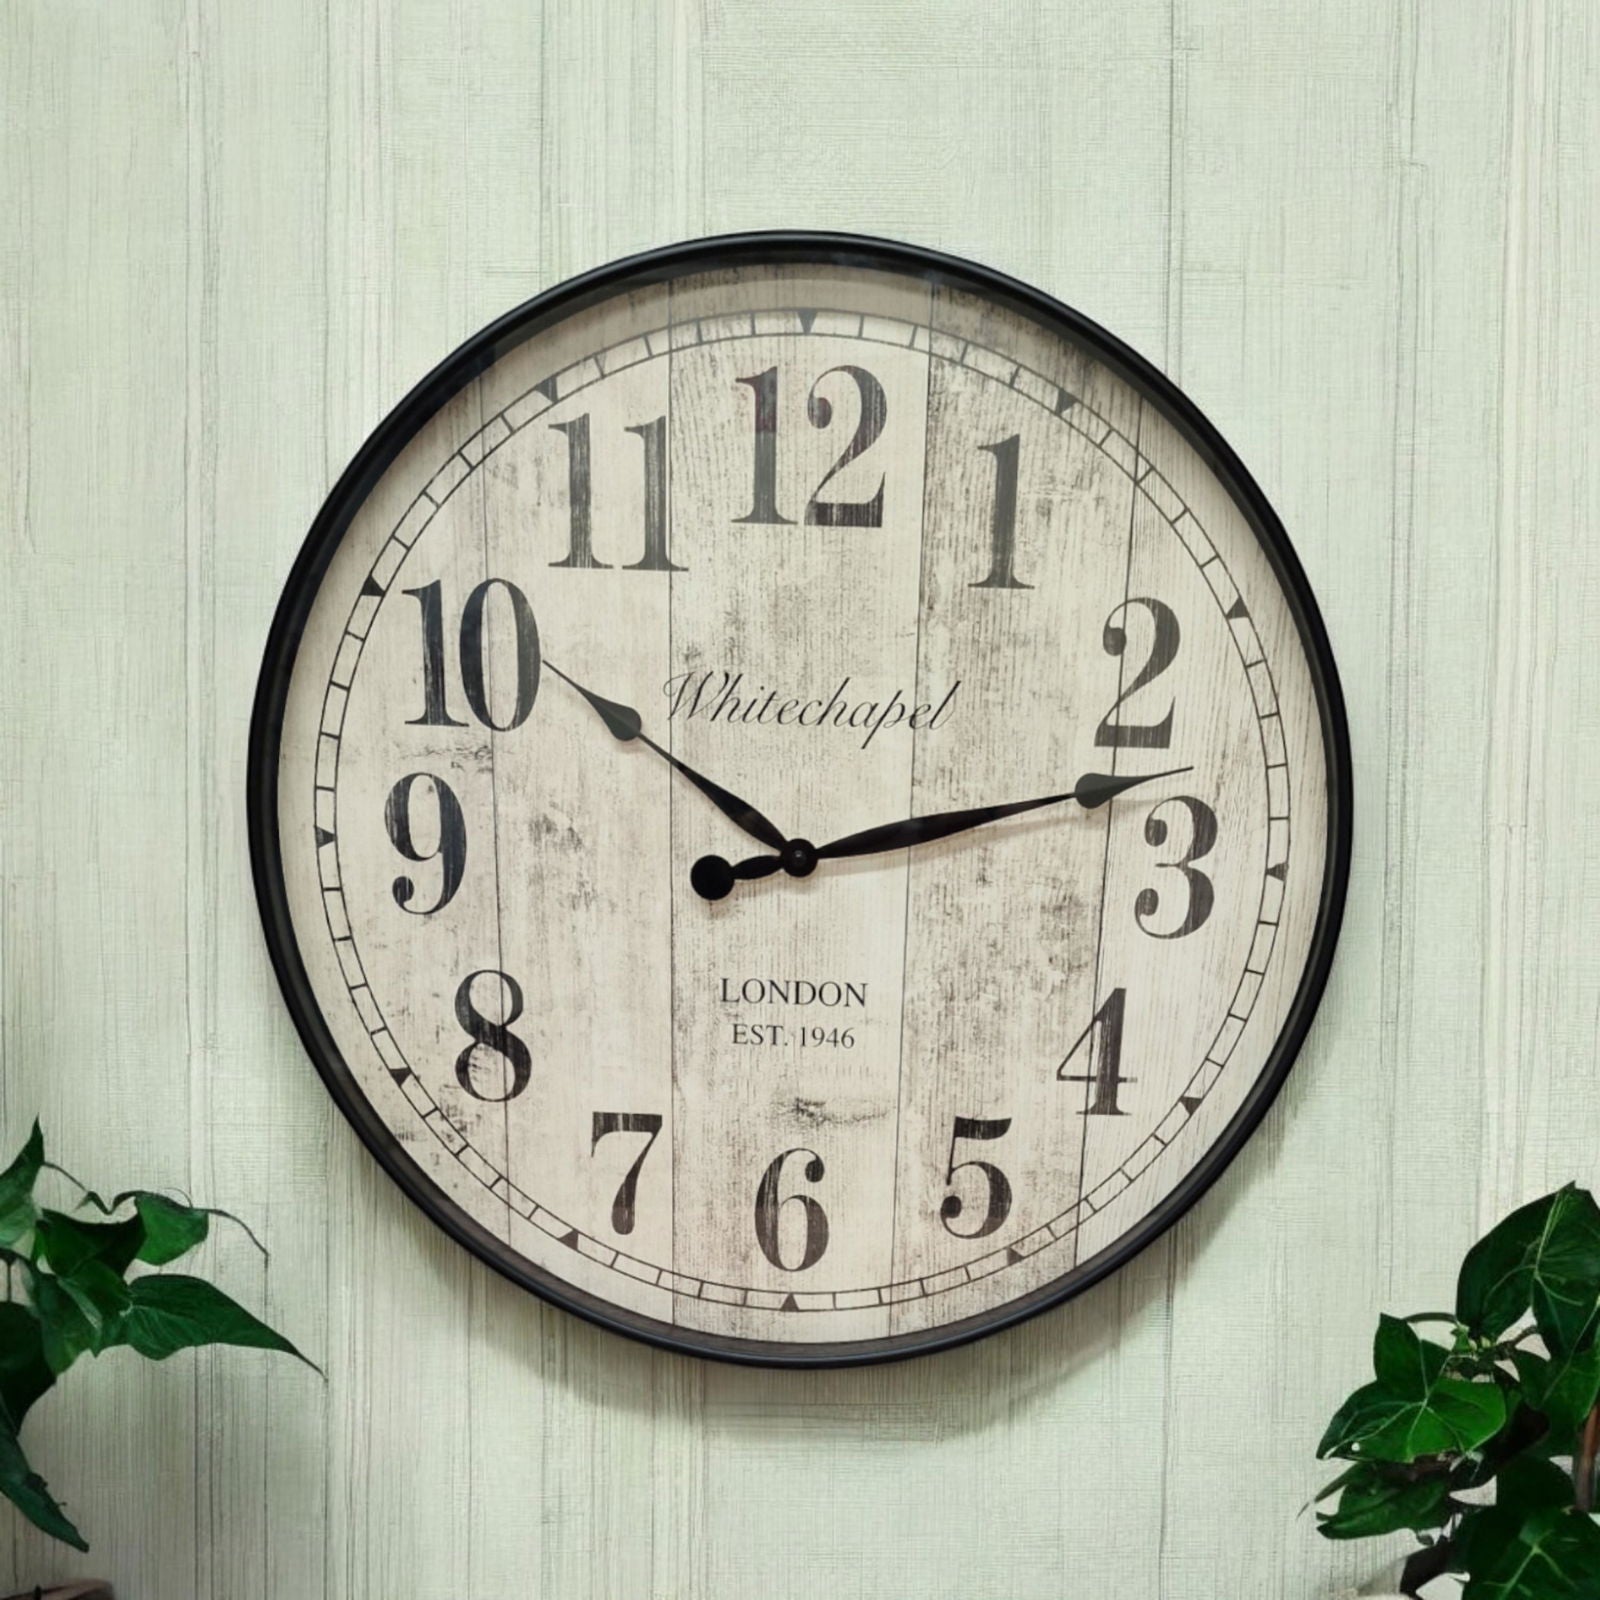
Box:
1576;1402;1600;1513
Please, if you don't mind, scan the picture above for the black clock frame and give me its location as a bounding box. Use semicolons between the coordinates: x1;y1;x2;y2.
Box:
248;231;1353;1367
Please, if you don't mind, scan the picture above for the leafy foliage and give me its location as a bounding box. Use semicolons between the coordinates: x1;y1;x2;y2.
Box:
0;1123;313;1552
1315;1185;1600;1598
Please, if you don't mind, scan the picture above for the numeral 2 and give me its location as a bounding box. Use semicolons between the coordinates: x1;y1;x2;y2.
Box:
1095;597;1180;749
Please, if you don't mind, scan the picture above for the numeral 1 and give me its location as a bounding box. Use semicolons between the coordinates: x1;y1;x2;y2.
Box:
1056;988;1131;1115
622;416;684;570
971;433;1031;589
733;367;793;525
548;415;606;569
405;578;467;726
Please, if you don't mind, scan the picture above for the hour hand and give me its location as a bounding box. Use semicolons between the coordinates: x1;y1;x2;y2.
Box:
546;662;789;852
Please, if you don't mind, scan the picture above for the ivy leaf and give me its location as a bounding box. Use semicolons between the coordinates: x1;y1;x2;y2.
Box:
1319;1316;1508;1463
0;1304;54;1432
1452;1399;1552;1490
1314;1459;1454;1540
1458;1187;1600;1351
34;1209;144;1280
55;1261;132;1349
1457;1502;1600;1599
1373;1312;1443;1387
132;1195;209;1266
1513;1337;1600;1439
1496;1455;1577;1518
0;1124;44;1248
77;1189;259;1261
0;1422;86;1552
116;1276;315;1369
27;1275;97;1376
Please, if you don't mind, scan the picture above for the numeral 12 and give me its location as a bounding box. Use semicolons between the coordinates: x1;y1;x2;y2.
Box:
734;365;887;527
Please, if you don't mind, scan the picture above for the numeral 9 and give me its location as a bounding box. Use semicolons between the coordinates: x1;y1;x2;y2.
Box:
384;773;467;915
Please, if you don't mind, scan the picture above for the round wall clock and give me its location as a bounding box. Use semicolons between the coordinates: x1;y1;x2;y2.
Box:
251;233;1350;1365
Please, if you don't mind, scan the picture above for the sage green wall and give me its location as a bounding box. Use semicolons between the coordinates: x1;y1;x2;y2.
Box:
3;2;1595;1596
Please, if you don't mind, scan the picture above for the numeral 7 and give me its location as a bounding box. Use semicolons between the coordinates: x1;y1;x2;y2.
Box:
590;1112;664;1236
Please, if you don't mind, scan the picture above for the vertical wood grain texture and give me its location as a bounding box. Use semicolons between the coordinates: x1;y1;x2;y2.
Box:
1;2;1594;1595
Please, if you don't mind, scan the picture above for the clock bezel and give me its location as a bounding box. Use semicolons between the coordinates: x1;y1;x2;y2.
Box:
248;231;1353;1367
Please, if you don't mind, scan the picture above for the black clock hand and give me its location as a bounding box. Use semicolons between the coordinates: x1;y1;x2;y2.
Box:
545;663;788;853
689;767;1192;901
813;767;1194;859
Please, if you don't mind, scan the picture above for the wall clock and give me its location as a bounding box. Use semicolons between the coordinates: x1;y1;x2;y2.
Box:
251;233;1350;1365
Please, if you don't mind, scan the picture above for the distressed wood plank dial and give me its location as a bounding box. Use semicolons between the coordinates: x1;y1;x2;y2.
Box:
251;235;1350;1365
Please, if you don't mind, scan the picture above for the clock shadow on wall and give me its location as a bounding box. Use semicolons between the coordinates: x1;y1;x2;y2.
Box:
249;232;1351;1370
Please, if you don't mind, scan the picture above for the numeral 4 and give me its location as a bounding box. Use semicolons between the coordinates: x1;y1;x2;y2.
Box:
1056;988;1131;1115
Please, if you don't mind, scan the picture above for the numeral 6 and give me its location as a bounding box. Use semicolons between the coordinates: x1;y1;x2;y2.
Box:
753;1147;829;1271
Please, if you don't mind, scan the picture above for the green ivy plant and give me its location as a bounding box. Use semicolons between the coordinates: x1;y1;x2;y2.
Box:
0;1122;313;1552
1315;1184;1600;1597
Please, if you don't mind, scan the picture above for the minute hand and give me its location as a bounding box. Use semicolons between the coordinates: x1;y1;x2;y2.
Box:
813;768;1193;862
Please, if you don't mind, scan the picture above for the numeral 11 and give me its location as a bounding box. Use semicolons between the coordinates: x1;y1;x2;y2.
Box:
549;413;685;572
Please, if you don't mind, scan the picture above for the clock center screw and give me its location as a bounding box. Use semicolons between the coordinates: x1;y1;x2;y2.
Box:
780;838;818;878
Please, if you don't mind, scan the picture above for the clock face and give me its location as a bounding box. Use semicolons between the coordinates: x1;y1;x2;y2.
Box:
253;235;1349;1365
